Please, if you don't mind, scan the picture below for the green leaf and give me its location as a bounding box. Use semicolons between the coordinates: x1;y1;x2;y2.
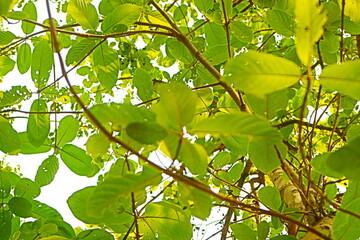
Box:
7;11;28;20
126;122;167;144
27;99;50;147
0;31;16;45
68;0;99;30
194;0;213;12
270;236;297;240
311;153;343;178
190;113;281;141
333;198;360;240
0;210;12;240
0;86;30;107
31;40;53;88
249;138;285;173
139;202;192;240
325;136;360;180
204;22;227;47
0;56;15;76
67;186;132;224
231;223;257;240
320;60;360;100
30;200;63;220
0;116;21;154
167;40;194;63
179;141;208;175
21;1;37;34
14;178;40;199
17;43;32;74
213;151;231;169
101;3;141;33
35;155;59;187
60;144;98;177
178;182;212;220
230;21;253;43
77;229;114;240
8;197;33;218
88;165;161;217
92;43;120;89
56;115;79;147
19;132;51;154
153;83;197;130
66;38;99;66
223;51;300;97
295;0;327;66
203;44;228;65
85;133;110;157
258;186;282;210
133;68;153;101
257;221;270;240
0;0;18;16
267;9;296;37
0;171;11;199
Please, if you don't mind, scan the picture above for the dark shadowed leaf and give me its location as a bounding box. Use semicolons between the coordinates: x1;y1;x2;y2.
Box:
126;122;167;144
8;197;33;218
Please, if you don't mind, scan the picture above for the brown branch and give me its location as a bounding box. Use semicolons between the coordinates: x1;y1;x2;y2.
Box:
0;109;83;114
221;0;232;58
274;119;344;135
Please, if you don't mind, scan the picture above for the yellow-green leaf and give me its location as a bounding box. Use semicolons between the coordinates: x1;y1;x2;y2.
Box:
68;0;99;30
339;0;360;23
27;99;50;147
295;0;327;66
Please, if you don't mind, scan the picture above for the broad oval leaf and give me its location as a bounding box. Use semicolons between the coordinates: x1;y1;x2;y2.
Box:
30;199;63;220
179;141;208;175
17;43;32;74
31;40;53;88
35;155;59;187
190;112;281;142
0;116;21;154
267;9;296;37
231;223;257;240
21;1;37;34
258;186;282;210
60;144;98;177
85;133;110;157
126;122;167;144
19;132;51;154
14;178;40;199
223;51;300;97
0;172;11;199
0;56;15;76
92;43;119;89
320;60;360;100
325;136;360;180
77;229;114;240
8;197;33;218
56;115;79;147
66;38;99;66
133;68;153;101
27;99;50;147
0;31;16;45
0;0;18;16
153;83;197;131
101;3;142;33
0;210;12;239
68;0;99;30
295;0;327;66
67;186;132;224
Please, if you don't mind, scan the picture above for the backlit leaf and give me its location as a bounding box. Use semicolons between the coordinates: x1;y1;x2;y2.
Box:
17;43;32;74
126;122;167;144
179;140;208;175
0;56;15;76
0;210;12;240
0;31;16;45
60;144;98;177
320;60;360;100
0;0;18;16
19;132;51;154
231;223;257;240
295;0;327;66
77;229;114;240
14;178;40;199
101;4;141;33
153;83;197;131
21;1;37;34
267;9;296;37
194;0;213;12
31;40;53;88
8;197;33;218
339;0;360;23
27;99;50;147
0;172;11;199
68;0;99;30
259;186;282;210
92;43;119;89
56;115;79;147
0;116;21;154
325;137;360;180
85;133;110;157
133;68;153;101
223;51;300;97
35;155;59;187
66;38;99;66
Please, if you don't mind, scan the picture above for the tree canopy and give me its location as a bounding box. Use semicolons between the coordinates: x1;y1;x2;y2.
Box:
0;0;360;239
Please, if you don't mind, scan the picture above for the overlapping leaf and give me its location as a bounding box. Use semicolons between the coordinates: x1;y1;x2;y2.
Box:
27;99;50;147
68;0;99;30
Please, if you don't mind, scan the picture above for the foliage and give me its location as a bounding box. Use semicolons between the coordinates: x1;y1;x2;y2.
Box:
0;0;360;239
